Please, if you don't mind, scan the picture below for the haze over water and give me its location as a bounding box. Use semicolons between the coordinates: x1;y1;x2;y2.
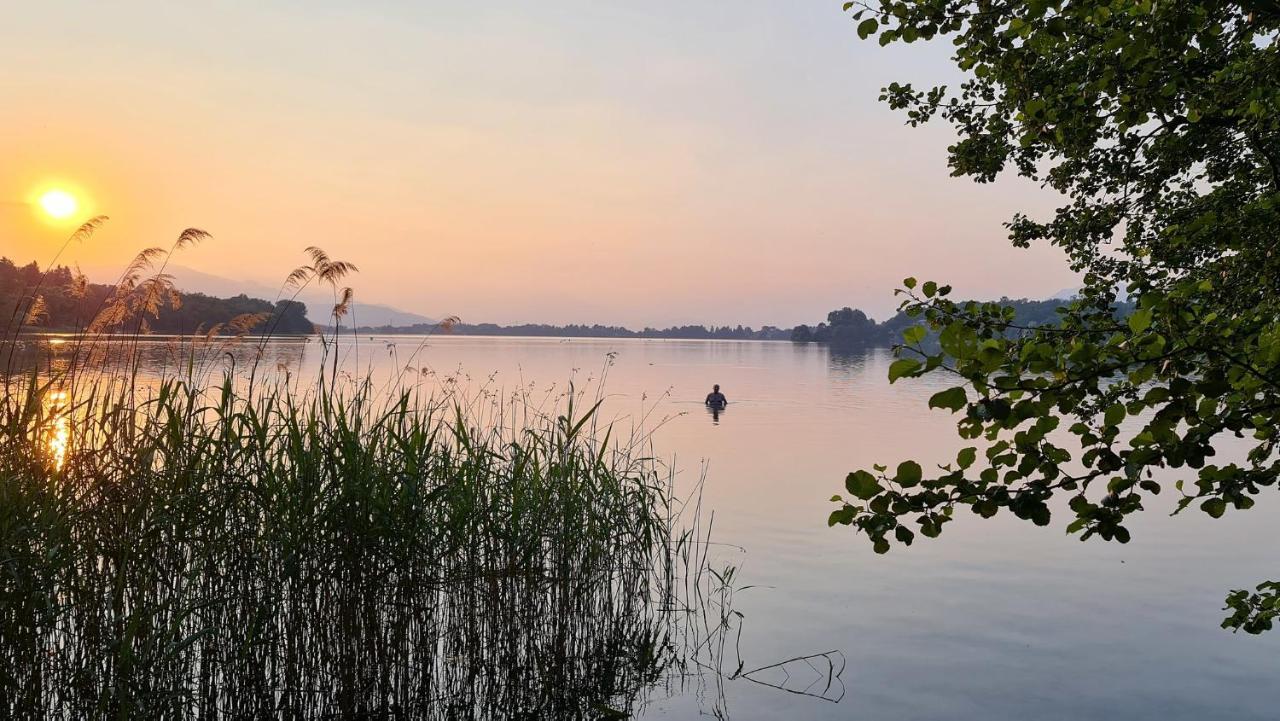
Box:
27;334;1280;720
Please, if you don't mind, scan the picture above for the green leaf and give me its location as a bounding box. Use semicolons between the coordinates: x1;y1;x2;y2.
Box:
938;322;976;359
1201;497;1227;518
1030;504;1051;526
957;446;977;469
902;325;927;345
895;460;923;487
895;525;915;545
928;386;967;412
888;358;922;383
845;470;884;500
1128;309;1153;334
857;18;879;39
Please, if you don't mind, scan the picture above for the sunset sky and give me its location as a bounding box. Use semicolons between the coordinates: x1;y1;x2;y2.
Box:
1;1;1076;327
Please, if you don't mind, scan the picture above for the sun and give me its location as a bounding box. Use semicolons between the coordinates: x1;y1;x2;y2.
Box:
38;189;78;220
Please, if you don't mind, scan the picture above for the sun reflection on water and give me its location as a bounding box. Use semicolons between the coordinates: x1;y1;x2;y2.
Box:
45;390;70;470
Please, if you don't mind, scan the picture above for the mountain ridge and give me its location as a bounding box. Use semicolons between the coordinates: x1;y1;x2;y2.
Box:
166;265;437;328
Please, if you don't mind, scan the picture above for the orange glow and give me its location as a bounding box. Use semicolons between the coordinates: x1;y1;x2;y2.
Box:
45;390;70;470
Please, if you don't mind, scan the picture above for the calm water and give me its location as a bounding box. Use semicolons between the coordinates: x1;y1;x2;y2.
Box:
23;334;1280;719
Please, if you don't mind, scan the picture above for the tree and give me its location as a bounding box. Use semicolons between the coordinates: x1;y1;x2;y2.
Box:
829;1;1280;633
0;257;315;336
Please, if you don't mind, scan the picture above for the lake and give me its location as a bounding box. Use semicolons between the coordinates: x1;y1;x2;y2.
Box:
17;333;1280;719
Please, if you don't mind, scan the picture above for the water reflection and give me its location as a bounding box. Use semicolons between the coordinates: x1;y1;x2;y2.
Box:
707;403;725;424
826;345;874;375
44;390;69;470
4;334;310;387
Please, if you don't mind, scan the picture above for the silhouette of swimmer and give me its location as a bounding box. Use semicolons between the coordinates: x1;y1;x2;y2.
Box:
705;384;727;409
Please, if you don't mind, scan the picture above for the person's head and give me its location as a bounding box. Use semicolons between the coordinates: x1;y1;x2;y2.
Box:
713;384;720;392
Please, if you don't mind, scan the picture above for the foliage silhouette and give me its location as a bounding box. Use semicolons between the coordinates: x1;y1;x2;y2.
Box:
831;0;1280;633
0;256;312;336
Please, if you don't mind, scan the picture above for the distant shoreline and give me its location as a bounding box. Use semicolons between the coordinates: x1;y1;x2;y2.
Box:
14;329;799;343
15;329;316;339
338;322;794;342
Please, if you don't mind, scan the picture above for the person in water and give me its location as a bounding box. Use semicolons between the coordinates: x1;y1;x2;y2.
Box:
705;384;727;408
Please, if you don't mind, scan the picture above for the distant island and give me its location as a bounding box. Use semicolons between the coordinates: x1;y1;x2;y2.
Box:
789;298;1094;348
1;258;312;335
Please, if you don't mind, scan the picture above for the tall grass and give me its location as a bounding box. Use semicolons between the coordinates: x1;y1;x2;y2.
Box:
0;359;722;719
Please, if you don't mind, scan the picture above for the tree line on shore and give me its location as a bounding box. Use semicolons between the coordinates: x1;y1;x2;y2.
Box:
361;298;1081;344
355;321;793;340
790;298;1093;347
0;257;312;335
6;254;1091;346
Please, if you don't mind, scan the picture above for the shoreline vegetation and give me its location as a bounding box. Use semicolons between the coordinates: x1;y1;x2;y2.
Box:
787;298;1117;348
328;295;1096;345
2;253;1121;363
350;321;793;340
1;257;312;337
4;255;1087;347
3;250;1103;355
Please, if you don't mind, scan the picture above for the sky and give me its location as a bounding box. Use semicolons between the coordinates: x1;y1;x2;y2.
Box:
0;1;1077;328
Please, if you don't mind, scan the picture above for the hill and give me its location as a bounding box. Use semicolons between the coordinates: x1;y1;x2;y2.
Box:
167;265;435;328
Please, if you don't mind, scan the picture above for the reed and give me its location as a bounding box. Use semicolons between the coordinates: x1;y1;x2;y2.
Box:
0;361;716;719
